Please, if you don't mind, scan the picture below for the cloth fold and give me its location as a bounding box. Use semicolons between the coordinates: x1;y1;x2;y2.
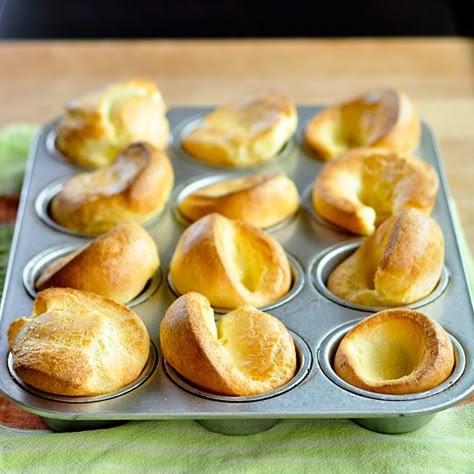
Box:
0;125;472;474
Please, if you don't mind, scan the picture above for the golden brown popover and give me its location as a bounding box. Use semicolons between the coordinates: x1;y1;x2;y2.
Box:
305;89;420;160
182;92;297;167
169;213;291;308
56;78;170;168
51;142;174;235
8;288;150;396
327;208;444;307
334;309;454;395
36;222;160;304
178;172;299;228
160;292;296;396
312;148;439;235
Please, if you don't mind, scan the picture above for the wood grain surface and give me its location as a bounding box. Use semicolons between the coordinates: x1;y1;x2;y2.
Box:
0;38;472;253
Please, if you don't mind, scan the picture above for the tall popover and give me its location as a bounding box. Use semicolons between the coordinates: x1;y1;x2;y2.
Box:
327;208;444;307
169;213;292;308
56;78;170;168
36;222;160;304
51;142;174;235
8;288;150;397
305;88;420;160
160;292;297;396
312;148;439;235
182;91;297;167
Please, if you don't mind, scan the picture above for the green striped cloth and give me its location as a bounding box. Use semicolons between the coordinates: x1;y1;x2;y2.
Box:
0;126;473;474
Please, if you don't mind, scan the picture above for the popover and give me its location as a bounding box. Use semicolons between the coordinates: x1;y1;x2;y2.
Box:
327;208;444;307
169;213;291;308
160;292;297;396
182;91;297;167
36;222;160;304
305;88;420;160
334;309;454;395
8;288;150;396
312;148;439;235
178;172;299;228
56;78;170;168
51;142;174;235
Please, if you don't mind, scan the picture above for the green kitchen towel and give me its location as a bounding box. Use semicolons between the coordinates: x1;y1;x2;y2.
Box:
0;126;473;474
0;124;39;195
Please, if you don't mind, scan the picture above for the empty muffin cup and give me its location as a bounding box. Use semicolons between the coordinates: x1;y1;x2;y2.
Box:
23;243;162;308
167;252;305;314
310;240;450;312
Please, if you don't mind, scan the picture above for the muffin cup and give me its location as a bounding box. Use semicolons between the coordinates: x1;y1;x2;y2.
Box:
172;114;296;170
172;173;299;232
22;243;162;308
164;329;311;403
35;177;167;237
7;340;158;404
166;252;305;314
317;320;465;433
309;240;450;312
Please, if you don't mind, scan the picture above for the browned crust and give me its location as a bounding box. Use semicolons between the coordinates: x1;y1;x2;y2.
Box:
334;309;454;395
35;222;160;303
304;89;420;160
56;79;170;168
51;142;174;235
182;92;298;167
169;213;291;308
327;208;444;306
178;172;299;228
7;288;150;396
312;148;439;235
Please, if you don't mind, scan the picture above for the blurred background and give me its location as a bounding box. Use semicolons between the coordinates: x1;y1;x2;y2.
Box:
0;0;472;38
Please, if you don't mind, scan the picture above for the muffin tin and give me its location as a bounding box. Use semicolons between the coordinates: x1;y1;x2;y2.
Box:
0;106;473;435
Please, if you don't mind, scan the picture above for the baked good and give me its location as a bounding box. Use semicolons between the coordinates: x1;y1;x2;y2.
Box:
178;172;299;228
160;292;296;396
51;142;174;235
305;88;420;160
182;92;297;167
327;208;444;307
312;148;439;235
7;288;150;396
56;78;170;168
334;309;454;395
36;222;160;303
169;213;291;308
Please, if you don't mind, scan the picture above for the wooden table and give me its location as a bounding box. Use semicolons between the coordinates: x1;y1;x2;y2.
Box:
0;38;472;254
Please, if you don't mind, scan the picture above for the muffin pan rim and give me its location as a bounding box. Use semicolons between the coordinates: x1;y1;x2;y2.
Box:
0;108;473;431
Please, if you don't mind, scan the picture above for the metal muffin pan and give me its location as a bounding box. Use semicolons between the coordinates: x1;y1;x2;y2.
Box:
0;106;473;435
